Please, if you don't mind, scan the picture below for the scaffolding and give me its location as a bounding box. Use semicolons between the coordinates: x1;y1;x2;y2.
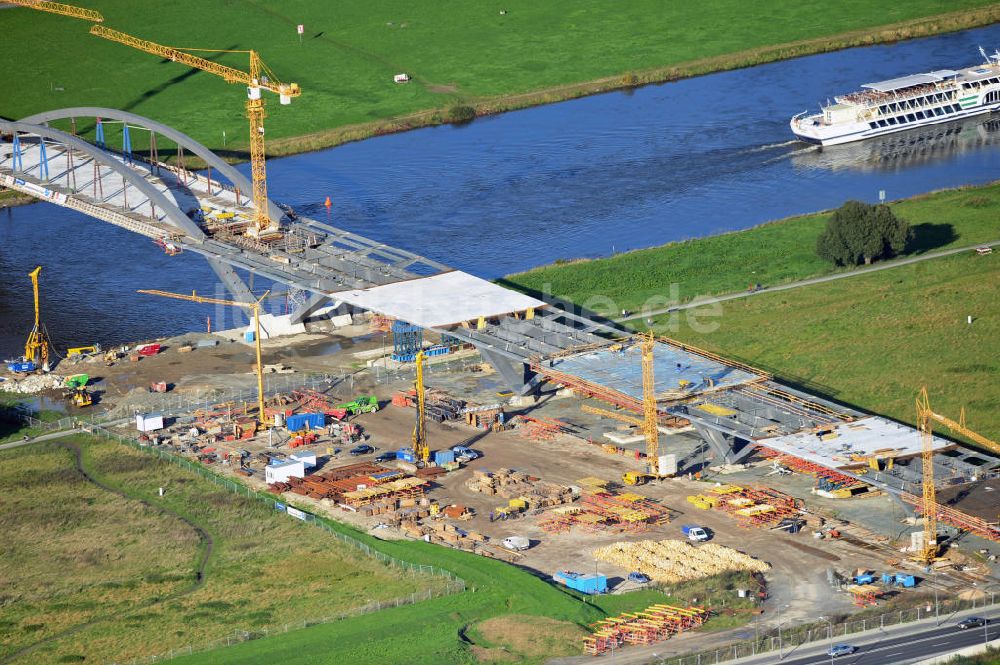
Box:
391;320;422;362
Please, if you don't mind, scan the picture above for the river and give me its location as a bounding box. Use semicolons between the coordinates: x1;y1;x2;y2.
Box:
3;23;1000;357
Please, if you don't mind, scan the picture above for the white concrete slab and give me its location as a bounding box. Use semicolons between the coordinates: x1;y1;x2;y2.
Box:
756;416;953;469
331;271;545;328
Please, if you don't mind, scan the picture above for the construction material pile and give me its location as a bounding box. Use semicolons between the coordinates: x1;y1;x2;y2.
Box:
268;461;429;513
593;539;769;583
392;388;465;422
687;484;801;528
539;491;673;534
757;447;865;496
0;373;64;394
583;604;709;656
510;415;575;441
467;468;575;506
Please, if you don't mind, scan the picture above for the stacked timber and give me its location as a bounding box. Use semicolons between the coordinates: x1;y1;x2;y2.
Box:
593;539;770;583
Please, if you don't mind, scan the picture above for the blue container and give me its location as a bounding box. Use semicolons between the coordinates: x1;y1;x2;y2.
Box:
881;573;894;585
853;573;874;585
396;449;416;463
554;572;607;595
286;412;325;432
433;450;456;465
896;574;916;588
244;330;255;343
6;361;35;373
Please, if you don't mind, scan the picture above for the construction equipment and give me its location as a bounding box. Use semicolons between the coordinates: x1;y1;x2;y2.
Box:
412;350;429;464
138;289;271;427
915;387;939;564
66;345;99;357
90;25;301;238
9;266;51;373
622;471;658;486
580;332;663;479
69;387;92;407
6;0;103;22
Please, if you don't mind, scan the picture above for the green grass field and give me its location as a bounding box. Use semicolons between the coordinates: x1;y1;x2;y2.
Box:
503;182;1000;319
0;437;440;664
638;251;999;443
1;1;997;156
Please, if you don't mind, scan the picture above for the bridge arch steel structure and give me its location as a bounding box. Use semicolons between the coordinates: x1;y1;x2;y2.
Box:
0;119;206;240
19;106;284;223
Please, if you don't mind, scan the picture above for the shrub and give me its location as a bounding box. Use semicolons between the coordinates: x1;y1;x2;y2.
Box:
816;200;912;266
448;105;476;124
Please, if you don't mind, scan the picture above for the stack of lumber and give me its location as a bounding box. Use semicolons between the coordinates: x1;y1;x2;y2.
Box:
593;539;770;583
466;468;574;507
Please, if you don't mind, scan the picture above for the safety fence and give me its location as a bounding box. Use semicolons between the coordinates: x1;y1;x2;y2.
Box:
657;595;999;665
80;424;466;665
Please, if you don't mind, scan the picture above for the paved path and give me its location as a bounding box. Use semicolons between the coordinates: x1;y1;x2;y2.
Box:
617;240;999;323
0;428;78;450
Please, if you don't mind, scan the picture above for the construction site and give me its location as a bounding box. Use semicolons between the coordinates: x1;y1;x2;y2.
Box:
2;2;1000;662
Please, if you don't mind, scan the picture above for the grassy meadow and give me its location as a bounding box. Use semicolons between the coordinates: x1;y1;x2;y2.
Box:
0;437;440;664
637;250;999;443
0;1;998;156
504;182;1000;319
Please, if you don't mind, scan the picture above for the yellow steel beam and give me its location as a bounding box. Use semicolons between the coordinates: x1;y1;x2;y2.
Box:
8;0;103;22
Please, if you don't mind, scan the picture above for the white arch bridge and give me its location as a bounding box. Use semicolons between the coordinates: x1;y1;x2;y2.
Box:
0;107;612;389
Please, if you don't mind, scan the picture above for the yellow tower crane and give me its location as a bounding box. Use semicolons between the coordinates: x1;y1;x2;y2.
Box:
90;25;301;238
138;289;271;427
6;0;103;22
23;266;51;372
914;387;999;563
581;332;662;484
915;387;938;564
412;350;429;464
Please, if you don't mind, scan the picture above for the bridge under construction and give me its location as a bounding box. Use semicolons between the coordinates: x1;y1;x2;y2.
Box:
3;107;998;543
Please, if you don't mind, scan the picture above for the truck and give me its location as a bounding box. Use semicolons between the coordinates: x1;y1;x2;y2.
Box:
501;536;530;551
338;395;379;415
682;524;710;542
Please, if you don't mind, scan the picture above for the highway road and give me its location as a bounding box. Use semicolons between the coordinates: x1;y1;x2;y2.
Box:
732;610;1000;665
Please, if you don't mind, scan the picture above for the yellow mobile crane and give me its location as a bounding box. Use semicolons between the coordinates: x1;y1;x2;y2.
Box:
914;387;999;563
6;0;103;22
10;266;52;373
138;289;271;426
412;350;429;464
90;25;301;238
581;332;663;485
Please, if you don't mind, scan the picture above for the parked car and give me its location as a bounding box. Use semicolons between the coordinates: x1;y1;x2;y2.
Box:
349;444;375;456
374;452;396;463
958;617;988;629
826;645;856;657
627;572;651;584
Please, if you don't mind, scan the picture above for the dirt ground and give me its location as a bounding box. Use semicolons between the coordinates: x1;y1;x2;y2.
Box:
70;321;994;630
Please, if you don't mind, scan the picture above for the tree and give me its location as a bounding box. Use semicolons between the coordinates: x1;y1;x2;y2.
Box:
816;200;912;266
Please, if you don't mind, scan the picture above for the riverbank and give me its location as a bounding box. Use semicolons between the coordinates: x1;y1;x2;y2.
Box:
3;1;999;163
0;187;35;209
502;180;1000;318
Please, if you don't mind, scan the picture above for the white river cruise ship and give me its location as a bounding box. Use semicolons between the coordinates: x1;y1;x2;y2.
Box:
791;51;1000;145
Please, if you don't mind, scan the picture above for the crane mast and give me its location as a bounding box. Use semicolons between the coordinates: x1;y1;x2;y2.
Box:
24;266;50;370
641;331;660;476
90;25;300;237
916;387;938;564
412;351;429;463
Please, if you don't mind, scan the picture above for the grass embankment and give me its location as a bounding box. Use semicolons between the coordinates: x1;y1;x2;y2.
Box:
0;188;34;209
2;2;999;159
504;182;1000;318
0;437;437;664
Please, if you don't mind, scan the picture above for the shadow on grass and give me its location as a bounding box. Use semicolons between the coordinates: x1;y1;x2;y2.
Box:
907;222;958;255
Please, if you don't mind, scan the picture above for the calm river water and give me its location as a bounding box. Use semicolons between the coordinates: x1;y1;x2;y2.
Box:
3;23;1000;356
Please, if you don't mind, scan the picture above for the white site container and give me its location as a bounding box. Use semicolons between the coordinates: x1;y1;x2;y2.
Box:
136;413;164;432
265;459;305;484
